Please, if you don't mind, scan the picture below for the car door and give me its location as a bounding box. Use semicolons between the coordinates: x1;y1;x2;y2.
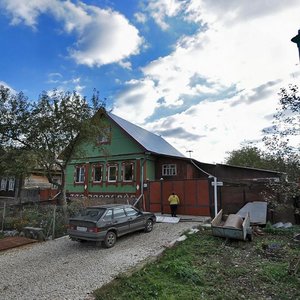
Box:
112;207;130;236
124;207;145;231
101;209;113;229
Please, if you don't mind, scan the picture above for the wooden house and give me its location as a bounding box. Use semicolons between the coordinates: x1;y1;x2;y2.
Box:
65;112;283;217
0;169;60;205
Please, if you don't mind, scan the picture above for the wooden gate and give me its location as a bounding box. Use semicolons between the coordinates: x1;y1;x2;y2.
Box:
146;179;211;216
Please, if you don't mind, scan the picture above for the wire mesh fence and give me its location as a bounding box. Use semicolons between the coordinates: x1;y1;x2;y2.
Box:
0;201;71;239
0;196;139;240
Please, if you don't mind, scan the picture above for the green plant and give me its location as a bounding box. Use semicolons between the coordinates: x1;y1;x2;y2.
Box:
93;230;300;300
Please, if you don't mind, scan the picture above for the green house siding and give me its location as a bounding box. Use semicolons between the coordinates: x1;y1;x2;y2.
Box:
66;158;141;194
80;119;143;159
65;115;156;197
145;159;155;181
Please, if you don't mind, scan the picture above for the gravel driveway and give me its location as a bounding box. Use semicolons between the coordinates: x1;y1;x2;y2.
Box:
0;222;200;300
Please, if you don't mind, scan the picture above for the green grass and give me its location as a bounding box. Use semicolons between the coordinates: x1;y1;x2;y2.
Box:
93;227;300;300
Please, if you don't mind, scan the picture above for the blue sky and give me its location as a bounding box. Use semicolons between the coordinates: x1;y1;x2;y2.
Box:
0;0;299;163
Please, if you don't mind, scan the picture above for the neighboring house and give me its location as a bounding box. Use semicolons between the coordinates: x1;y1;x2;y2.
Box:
0;177;16;198
0;169;60;204
65;112;283;217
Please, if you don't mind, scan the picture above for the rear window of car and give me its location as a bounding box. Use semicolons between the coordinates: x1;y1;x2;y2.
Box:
79;208;106;221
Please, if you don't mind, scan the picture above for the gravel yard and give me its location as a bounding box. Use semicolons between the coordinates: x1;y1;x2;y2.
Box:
0;221;200;300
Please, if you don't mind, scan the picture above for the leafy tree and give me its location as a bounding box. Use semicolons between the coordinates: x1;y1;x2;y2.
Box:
225;85;300;204
0;85;106;206
263;84;300;167
225;146;270;169
262;84;300;201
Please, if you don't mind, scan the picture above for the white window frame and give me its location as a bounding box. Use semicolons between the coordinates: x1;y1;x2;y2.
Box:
108;165;118;182
1;178;7;191
162;164;177;176
8;177;15;191
75;166;85;183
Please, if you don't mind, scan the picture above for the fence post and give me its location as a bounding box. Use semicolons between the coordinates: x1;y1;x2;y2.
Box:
1;202;6;231
52;205;56;240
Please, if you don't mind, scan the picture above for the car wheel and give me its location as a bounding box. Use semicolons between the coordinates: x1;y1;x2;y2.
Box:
103;231;117;248
144;219;153;233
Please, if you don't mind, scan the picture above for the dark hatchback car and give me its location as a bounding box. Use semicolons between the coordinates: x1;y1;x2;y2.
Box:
68;204;156;248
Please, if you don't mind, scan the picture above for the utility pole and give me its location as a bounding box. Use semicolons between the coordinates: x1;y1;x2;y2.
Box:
291;29;300;62
186;150;193;158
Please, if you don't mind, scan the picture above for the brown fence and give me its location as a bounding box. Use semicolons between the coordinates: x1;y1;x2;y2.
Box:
146;179;211;216
217;181;272;214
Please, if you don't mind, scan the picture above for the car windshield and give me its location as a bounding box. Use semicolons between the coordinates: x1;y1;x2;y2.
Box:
78;208;106;221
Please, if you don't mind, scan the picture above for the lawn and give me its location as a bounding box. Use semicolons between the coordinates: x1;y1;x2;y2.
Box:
93;226;300;300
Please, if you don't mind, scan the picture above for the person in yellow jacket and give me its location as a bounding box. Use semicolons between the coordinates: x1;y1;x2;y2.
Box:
168;192;180;217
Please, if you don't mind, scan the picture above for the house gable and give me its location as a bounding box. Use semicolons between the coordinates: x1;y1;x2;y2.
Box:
71;114;145;161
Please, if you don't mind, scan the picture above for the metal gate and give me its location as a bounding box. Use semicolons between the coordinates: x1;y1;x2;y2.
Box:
146;179;211;216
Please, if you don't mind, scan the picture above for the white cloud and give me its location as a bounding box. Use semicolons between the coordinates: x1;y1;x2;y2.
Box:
47;72;63;83
134;12;147;24
112;78;160;123
69;7;142;67
114;1;300;162
74;84;85;93
118;61;132;70
146;0;187;30
146;84;283;163
46;73;86;94
2;0;299;163
0;0;142;67
143;4;299;99
0;0;52;28
184;0;300;26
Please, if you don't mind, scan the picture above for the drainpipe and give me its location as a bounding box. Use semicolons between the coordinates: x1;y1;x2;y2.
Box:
190;159;219;217
212;176;218;217
141;158;146;196
141;152;151;210
141;158;147;210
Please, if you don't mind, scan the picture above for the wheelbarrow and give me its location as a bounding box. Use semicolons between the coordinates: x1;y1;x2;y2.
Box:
211;209;252;241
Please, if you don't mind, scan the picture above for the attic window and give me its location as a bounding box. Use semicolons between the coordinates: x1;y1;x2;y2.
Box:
162;164;177;176
97;126;111;144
